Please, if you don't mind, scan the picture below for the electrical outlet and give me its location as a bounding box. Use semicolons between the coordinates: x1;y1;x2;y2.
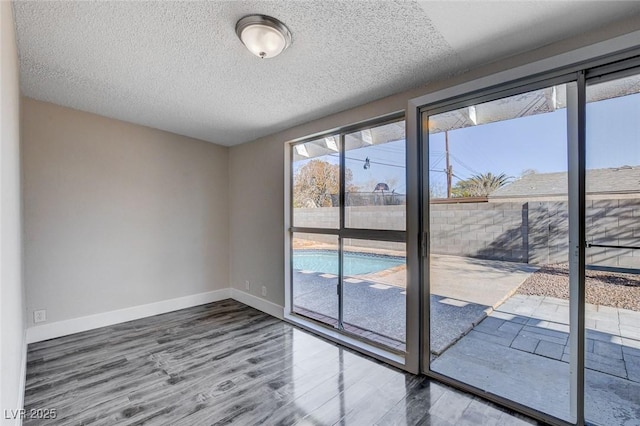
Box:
34;309;47;323
245;280;250;291
261;286;267;297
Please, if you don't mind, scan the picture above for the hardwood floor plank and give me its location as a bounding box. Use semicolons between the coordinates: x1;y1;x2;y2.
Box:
332;374;419;426
24;299;541;425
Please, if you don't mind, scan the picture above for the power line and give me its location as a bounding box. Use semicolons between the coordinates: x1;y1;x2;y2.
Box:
328;153;405;169
431;153;446;169
366;145;405;153
357;157;404;168
452;171;470;181
450;153;481;176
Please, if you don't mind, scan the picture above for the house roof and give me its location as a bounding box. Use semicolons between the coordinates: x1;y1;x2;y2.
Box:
490;166;640;198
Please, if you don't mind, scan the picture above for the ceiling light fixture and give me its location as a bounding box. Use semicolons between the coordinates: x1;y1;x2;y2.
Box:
236;15;292;59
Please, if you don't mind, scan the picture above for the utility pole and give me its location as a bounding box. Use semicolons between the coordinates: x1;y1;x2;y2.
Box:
445;131;453;198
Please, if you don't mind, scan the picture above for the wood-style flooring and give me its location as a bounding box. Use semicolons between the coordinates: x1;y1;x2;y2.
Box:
24;299;541;425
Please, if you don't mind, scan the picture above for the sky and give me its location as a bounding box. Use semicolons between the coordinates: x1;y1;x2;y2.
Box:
429;91;640;196
293;90;640;197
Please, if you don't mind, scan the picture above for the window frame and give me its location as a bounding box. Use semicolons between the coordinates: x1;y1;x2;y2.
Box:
285;113;410;370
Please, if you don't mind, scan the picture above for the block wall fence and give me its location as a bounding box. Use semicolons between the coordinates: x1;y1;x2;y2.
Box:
293;199;640;269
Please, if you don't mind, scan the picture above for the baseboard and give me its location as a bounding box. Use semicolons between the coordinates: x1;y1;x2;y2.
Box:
231;289;284;319
24;287;284;344
26;289;231;343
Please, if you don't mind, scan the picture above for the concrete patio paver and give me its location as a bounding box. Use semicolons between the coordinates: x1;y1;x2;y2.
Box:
430;254;537;308
364;254;537;307
432;293;640;425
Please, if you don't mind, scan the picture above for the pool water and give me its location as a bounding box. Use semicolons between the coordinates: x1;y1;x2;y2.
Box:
293;250;405;275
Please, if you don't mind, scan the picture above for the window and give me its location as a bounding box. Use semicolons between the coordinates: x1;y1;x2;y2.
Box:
289;118;407;351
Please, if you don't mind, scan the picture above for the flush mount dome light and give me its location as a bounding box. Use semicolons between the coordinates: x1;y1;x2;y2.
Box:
236;15;292;59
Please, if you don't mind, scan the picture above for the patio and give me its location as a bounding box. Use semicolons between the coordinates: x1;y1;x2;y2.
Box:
293;253;538;354
432;294;640;424
293;250;640;424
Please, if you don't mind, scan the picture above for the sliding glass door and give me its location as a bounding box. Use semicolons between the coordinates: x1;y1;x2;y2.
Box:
290;118;407;352
584;71;640;425
416;57;640;424
425;83;573;421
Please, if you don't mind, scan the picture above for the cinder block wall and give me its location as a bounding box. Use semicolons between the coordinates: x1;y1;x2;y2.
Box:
293;206;405;230
292;198;640;268
527;201;569;265
430;202;528;262
587;199;640;269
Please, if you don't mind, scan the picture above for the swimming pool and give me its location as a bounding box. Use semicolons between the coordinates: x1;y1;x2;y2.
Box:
293;250;405;275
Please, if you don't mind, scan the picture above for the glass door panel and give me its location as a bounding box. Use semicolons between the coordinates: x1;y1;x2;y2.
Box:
426;84;572;421
289;119;407;352
585;73;640;425
344;121;407;231
292;136;340;229
342;238;407;350
292;233;339;327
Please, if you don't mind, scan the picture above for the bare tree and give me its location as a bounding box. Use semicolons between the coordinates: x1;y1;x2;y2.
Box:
293;160;356;207
429;180;447;199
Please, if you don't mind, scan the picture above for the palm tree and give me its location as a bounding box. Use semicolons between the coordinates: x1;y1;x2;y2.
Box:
452;172;510;197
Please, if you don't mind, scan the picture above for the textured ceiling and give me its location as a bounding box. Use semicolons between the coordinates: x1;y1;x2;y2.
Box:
13;1;640;146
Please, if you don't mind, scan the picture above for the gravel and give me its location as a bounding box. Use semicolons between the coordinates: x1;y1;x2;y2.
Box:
516;263;640;311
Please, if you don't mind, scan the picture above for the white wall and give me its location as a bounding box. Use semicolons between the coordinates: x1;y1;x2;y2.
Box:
1;1;26;421
228;15;640;308
22;98;229;326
